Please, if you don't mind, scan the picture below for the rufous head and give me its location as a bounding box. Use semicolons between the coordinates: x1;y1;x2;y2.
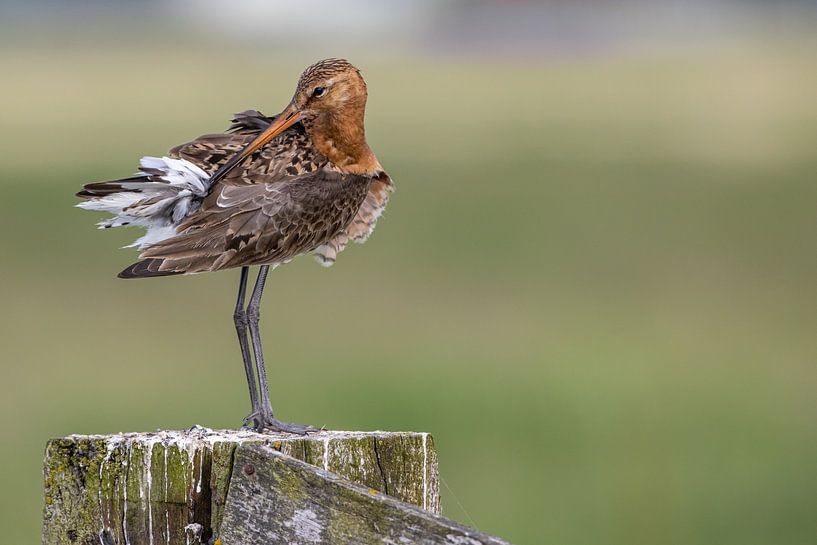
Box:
291;58;367;120
216;59;378;178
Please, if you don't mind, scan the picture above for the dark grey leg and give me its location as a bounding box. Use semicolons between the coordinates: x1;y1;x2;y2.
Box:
247;265;271;414
246;265;317;435
234;266;260;424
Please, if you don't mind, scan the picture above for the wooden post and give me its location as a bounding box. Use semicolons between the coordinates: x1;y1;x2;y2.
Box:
42;428;441;545
220;443;511;544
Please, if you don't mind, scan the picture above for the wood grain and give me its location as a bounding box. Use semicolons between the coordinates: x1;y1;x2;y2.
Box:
42;428;438;545
219;443;511;545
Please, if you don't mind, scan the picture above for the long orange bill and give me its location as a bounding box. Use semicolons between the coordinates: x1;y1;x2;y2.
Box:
208;102;302;185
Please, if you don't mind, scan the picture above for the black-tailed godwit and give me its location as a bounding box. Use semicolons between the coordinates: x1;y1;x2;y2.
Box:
77;59;393;433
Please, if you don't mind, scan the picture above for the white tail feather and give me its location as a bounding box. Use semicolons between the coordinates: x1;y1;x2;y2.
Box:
77;156;211;249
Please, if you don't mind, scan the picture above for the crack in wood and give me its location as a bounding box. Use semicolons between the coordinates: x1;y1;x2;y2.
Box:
372;436;390;496
122;444;131;545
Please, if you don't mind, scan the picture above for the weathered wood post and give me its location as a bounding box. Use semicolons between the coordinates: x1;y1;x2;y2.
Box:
43;427;509;544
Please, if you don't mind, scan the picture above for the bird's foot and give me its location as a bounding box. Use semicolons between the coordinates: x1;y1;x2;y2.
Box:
242;410;319;435
241;411;259;429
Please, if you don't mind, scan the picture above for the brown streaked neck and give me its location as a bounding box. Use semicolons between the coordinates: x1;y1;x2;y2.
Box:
306;106;382;176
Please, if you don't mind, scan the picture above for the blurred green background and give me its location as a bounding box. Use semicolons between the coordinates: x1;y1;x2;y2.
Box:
2;2;816;544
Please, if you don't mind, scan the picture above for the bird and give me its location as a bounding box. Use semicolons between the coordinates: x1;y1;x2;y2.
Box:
76;59;393;434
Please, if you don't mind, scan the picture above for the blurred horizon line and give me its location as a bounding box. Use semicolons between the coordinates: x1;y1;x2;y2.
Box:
2;0;817;59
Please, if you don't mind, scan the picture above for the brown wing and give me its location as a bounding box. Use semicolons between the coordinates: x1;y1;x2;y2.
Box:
170;110;327;185
120;168;373;276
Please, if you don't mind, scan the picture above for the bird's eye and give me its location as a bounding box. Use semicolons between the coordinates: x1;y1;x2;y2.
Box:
312;86;326;98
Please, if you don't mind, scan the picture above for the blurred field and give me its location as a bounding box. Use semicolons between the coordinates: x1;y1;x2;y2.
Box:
1;39;816;545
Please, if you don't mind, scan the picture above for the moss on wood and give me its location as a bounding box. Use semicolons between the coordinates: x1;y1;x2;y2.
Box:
219;444;509;545
42;429;439;545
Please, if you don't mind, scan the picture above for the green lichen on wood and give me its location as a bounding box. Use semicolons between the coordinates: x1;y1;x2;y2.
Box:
219;443;509;545
43;429;439;545
373;433;428;508
425;434;441;513
300;437;329;467
42;437;109;545
209;441;237;536
327;435;382;490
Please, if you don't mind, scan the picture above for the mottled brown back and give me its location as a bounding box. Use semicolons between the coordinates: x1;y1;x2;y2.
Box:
118;110;392;277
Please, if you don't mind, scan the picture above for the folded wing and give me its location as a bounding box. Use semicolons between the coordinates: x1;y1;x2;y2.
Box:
123;168;374;277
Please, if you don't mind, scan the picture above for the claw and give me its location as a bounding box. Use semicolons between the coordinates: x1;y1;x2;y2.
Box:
241;411;262;431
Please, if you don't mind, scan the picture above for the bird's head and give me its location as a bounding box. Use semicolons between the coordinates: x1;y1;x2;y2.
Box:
244;59;368;146
291;58;367;122
218;59;377;178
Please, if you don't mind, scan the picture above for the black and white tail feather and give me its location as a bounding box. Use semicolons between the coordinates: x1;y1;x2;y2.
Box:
76;156;212;250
